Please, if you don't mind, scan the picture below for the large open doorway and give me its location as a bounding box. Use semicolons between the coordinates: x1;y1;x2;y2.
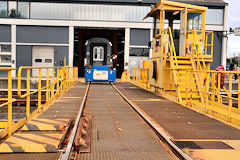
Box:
74;27;125;78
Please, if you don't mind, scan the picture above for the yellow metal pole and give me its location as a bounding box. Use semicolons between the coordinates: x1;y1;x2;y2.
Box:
26;68;30;119
7;70;12;137
51;68;55;97
238;74;240;111
57;68;60;95
205;72;210;114
228;73;233;121
61;68;63;92
64;56;66;67
211;73;215;103
38;68;42;111
218;73;221;103
185;71;188;105
190;71;192;104
46;68;49;102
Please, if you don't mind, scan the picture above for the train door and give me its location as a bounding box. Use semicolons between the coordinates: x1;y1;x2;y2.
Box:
32;46;54;77
92;45;105;66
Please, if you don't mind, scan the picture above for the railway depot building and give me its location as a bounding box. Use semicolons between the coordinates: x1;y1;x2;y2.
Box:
0;0;228;77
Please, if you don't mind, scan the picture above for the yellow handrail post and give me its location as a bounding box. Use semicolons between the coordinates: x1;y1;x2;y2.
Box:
51;68;55;98
238;74;240;111
228;73;233;122
217;73;221;103
57;68;60;95
7;70;12;137
185;71;188;105
211;73;215;103
38;68;42;111
46;68;49;103
26;68;30;119
190;71;192;104
205;72;210;114
60;68;63;91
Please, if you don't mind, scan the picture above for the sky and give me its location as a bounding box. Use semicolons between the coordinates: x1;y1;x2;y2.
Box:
224;0;240;57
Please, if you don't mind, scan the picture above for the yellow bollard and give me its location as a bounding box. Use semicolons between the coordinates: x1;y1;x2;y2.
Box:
121;70;131;82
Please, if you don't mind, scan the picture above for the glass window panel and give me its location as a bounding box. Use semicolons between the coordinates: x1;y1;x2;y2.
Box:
154;17;160;37
18;2;29;18
30;2;152;22
0;1;7;18
1;45;11;52
1;55;11;63
129;48;149;57
99;47;104;61
206;9;223;25
9;1;17;17
187;13;201;30
93;47;98;61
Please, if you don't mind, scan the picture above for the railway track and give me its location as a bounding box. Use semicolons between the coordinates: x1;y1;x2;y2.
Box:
60;83;192;160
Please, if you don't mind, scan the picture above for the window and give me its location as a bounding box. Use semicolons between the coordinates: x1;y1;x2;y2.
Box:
94;48;98;61
18;2;30;18
99;47;104;61
0;44;12;65
129;48;149;57
8;1;17;17
187;13;201;30
1;55;11;63
30;2;152;22
154;17;160;37
206;9;224;25
0;1;7;18
93;46;104;61
1;45;11;52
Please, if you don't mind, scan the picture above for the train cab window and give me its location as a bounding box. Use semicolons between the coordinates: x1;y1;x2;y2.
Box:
94;48;98;61
99;47;104;61
93;46;104;61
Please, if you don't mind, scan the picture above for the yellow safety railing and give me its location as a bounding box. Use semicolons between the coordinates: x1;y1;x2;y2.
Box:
0;66;78;139
186;29;214;59
156;27;178;65
17;66;78;120
132;60;150;88
178;70;240;125
0;68;16;137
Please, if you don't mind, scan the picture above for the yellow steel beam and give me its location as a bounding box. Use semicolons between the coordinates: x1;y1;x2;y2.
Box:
155;0;208;11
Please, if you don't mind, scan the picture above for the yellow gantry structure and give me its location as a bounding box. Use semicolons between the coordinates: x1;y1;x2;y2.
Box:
145;0;213;102
133;0;240;126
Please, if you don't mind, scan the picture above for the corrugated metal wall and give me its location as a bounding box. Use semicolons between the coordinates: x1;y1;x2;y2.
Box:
16;26;69;44
0;25;11;42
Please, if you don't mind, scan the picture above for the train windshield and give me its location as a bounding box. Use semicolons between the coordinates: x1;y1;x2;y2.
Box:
93;46;104;61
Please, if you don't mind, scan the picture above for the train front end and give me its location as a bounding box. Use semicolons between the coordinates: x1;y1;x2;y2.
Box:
85;66;116;82
84;37;116;82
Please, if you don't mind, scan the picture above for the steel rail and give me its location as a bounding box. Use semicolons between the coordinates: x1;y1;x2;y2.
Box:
60;82;90;160
112;84;193;160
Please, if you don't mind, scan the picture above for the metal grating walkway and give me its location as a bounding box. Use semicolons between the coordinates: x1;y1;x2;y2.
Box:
0;82;87;159
115;82;240;140
78;83;175;160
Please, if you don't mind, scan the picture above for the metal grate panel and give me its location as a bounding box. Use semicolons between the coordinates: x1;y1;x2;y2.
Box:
174;141;234;149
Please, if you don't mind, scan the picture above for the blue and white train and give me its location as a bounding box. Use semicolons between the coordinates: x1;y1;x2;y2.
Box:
84;37;116;82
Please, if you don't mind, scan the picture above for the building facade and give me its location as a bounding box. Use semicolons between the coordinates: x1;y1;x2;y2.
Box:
0;0;228;77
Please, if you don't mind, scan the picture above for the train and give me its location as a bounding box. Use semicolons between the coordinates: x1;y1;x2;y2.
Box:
84;37;116;82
